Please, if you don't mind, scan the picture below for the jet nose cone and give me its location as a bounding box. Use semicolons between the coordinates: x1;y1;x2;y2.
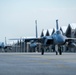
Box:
57;35;65;44
60;38;65;44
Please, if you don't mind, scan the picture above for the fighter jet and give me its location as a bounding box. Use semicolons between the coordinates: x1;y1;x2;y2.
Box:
10;20;76;55
23;20;76;55
0;42;12;50
0;37;12;51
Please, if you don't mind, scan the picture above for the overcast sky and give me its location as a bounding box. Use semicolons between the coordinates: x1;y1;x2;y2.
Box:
0;0;76;43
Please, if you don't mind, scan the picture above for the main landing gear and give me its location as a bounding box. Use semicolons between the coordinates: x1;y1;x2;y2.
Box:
55;45;62;55
41;47;44;55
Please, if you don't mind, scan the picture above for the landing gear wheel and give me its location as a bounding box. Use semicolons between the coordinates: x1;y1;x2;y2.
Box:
56;51;58;55
59;49;62;55
55;45;58;55
41;48;44;55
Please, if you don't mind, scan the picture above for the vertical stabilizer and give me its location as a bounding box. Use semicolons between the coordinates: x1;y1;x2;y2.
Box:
5;37;7;45
56;19;59;30
35;20;38;38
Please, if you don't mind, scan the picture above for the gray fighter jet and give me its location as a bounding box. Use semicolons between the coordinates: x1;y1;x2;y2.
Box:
23;20;76;55
10;20;76;55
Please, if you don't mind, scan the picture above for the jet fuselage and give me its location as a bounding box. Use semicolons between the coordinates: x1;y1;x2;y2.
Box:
52;30;66;45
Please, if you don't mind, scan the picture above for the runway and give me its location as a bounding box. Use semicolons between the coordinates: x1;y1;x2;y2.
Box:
0;52;76;75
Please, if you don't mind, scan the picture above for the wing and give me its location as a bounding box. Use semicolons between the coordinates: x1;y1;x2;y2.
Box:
9;37;42;42
24;37;42;42
65;38;76;42
9;36;54;45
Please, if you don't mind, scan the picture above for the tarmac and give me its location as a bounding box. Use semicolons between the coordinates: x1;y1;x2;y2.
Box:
0;52;76;75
